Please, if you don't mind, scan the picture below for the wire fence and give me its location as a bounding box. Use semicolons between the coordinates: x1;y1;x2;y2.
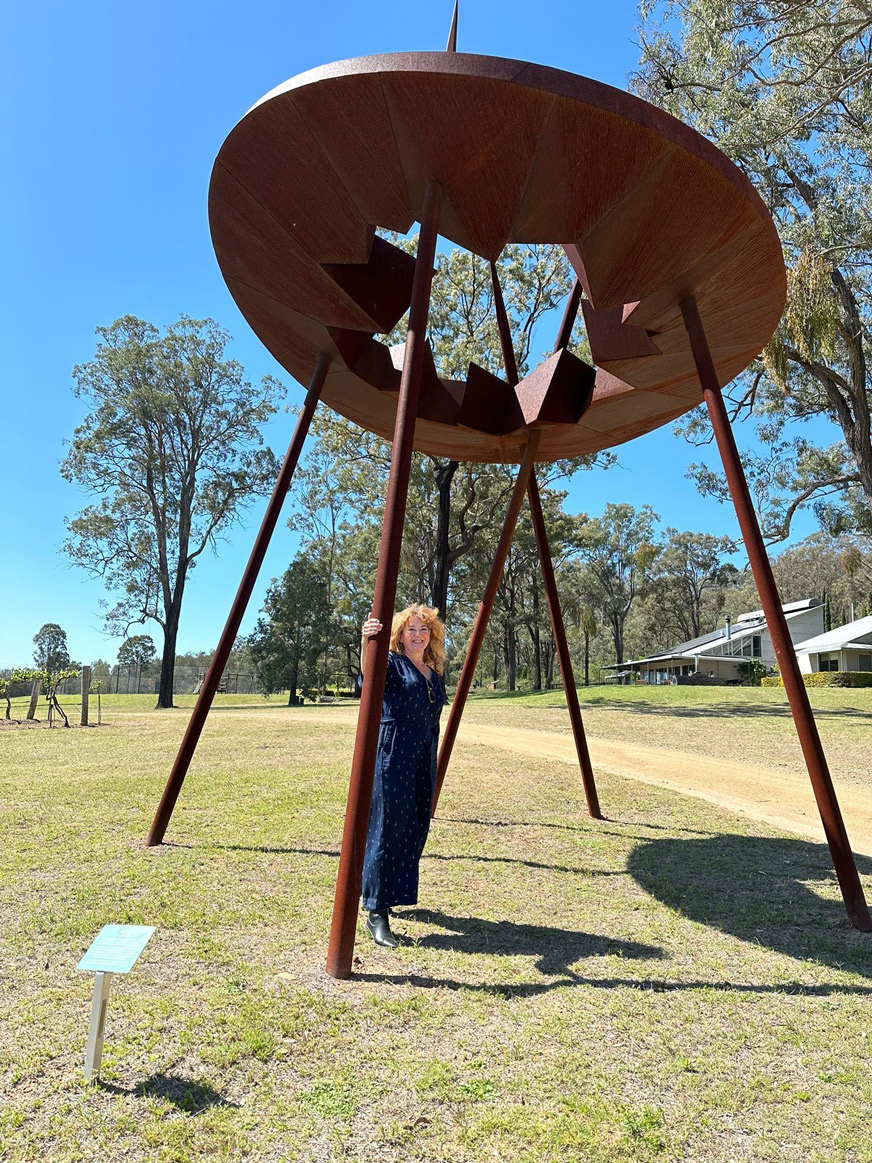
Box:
51;665;259;697
1;665;258;703
2;663;262;730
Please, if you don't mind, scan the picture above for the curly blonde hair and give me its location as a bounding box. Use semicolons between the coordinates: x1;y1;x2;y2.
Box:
389;604;446;675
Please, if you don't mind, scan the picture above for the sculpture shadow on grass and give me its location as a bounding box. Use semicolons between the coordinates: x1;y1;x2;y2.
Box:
559;694;872;723
627;833;872;978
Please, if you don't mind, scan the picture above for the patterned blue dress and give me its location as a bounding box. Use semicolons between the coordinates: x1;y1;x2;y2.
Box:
361;651;446;911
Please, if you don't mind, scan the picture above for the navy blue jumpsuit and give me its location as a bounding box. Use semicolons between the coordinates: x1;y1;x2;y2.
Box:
361;651;446;912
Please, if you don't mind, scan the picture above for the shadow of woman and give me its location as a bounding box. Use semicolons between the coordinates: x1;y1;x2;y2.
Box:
627;833;872;977
397;908;663;977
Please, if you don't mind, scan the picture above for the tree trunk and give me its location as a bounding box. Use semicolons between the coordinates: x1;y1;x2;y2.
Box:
431;459;458;620
156;610;181;708
505;623;517;691
612;616;624;666
287;658;300;706
530;582;542;690
544;637;555;688
584;630;590;687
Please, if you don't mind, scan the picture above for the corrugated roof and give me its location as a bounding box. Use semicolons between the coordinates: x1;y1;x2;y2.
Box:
793;616;872;653
614;598;822;669
736;597;822;623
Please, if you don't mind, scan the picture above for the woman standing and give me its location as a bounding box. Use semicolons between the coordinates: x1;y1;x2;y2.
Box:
359;605;447;948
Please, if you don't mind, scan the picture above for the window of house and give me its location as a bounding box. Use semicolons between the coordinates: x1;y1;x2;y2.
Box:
858;653;872;672
818;654;839;672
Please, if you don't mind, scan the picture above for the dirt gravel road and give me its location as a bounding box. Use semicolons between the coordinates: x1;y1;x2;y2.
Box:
278;707;872;855
451;720;872;856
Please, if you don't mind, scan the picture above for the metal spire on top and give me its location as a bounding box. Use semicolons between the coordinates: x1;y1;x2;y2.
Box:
446;1;458;51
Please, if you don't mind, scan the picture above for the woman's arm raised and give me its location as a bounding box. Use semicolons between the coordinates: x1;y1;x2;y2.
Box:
360;616;383;678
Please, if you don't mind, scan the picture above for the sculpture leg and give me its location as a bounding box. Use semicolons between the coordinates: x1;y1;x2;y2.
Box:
325;182;443;980
681;295;871;931
432;432;541;813
146;353;331;847
527;470;601;819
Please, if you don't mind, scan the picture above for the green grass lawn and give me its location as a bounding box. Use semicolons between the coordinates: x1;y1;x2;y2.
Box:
2;695;872;1161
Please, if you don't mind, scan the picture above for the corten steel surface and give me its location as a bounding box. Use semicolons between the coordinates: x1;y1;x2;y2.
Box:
681;296;872;931
146;354;330;847
432;431;541;812
326;182;443;980
526;472;601;819
432;260;601;817
490;260;599;817
208;52;785;465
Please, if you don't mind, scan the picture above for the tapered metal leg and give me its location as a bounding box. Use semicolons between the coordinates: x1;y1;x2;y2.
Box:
432;432;541;813
146;353;331;847
527;471;601;818
681;295;871;931
325;182;443;979
483;262;599;813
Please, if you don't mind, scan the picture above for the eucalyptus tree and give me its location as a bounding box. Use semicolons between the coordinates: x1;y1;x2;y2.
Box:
249;556;333;705
572;503;660;664
117;634;156;667
559;560;603;686
648;529;740;643
32;623;70;672
61;315;281;708
770;532;872;623
634;0;872;539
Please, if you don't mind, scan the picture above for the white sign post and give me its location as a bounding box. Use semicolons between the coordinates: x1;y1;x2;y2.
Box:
77;924;155;1080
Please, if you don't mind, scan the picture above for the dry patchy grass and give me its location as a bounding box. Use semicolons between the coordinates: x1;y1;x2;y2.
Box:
1;695;872;1161
462;684;872;787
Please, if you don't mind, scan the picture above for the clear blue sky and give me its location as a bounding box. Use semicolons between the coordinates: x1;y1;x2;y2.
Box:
0;0;823;668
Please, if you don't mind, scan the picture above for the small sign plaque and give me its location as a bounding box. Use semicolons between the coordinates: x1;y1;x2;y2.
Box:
78;925;156;1080
78;925;155;975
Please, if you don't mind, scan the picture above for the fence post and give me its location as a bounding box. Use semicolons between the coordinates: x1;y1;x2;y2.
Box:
27;678;42;720
81;667;91;726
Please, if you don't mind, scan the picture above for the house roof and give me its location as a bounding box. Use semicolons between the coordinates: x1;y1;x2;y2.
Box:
608;599;823;670
793;616;872;654
735;597;821;623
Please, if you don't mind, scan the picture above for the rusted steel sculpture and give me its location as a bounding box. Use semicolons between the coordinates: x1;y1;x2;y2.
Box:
147;39;871;976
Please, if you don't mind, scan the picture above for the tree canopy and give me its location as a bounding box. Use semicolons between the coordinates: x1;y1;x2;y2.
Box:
634;0;872;540
61;315;281;707
249;557;333;704
33;623;70;672
117;634;156;666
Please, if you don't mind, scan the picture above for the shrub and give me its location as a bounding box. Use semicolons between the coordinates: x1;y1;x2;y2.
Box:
762;672;872;688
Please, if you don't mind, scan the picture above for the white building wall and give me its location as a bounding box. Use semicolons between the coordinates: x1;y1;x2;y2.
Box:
785;606;826;643
759;631;777;665
760;606;825;666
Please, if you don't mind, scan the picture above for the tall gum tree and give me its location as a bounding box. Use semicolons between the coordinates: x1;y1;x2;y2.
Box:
634;0;872;540
61;315;281;707
572;502;660;664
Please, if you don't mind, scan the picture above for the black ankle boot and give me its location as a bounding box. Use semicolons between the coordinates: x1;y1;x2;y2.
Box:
366;909;398;949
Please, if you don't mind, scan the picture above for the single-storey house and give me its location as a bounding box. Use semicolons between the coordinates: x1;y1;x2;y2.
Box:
793;616;872;674
605;598;825;685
